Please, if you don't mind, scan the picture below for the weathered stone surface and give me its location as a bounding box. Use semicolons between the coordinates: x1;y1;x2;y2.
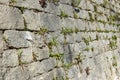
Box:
0;32;6;54
67;65;81;80
23;10;61;31
3;30;31;48
32;47;49;61
27;58;56;77
2;50;18;67
0;0;120;80
3;67;30;80
20;48;33;63
0;5;24;29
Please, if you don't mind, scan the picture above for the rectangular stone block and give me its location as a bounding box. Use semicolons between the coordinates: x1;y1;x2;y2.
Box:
0;5;24;29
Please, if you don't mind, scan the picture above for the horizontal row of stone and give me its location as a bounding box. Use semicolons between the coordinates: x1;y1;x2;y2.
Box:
2;48;120;80
1;30;119;49
0;0;119;14
0;4;119;31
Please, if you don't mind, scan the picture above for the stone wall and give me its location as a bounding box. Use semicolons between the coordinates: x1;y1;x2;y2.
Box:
0;0;120;80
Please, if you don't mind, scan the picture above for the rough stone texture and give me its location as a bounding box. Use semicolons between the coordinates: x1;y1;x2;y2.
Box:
0;5;24;29
2;50;18;67
0;0;120;80
3;30;31;48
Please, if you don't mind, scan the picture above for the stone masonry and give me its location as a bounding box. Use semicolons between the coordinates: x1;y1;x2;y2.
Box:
0;0;120;80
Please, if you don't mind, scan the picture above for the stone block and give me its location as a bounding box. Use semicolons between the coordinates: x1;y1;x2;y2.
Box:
3;30;31;48
2;50;18;67
0;5;24;29
3;67;30;80
23;10;61;31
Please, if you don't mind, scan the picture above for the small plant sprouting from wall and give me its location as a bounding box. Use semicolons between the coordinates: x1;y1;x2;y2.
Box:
17;49;24;70
74;52;85;63
39;26;48;36
39;26;48;44
93;5;97;12
61;27;74;35
9;0;16;5
84;47;90;51
112;55;117;67
109;40;117;49
49;52;64;60
60;10;68;19
47;36;58;51
88;12;94;22
62;63;72;70
71;0;81;7
112;35;117;41
83;37;89;45
73;12;79;19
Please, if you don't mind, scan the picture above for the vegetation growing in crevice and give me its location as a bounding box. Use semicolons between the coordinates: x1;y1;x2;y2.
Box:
83;37;89;45
112;55;117;67
84;47;90;51
9;0;16;5
17;49;24;70
109;40;117;49
49;52;64;60
71;0;81;7
73;12;79;19
47;36;58;51
60;10;68;19
88;12;94;22
39;26;48;44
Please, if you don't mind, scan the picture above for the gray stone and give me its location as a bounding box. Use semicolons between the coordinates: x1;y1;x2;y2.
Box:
0;32;6;54
31;69;54;80
60;0;72;4
61;18;77;28
32;47;49;61
20;48;33;63
78;10;89;19
27;58;56;77
75;19;86;31
58;3;74;17
3;30;31;48
53;68;66;79
86;0;94;11
0;0;9;4
67;65;81;79
0;5;24;29
3;66;30;80
23;10;61;31
2;50;18;67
